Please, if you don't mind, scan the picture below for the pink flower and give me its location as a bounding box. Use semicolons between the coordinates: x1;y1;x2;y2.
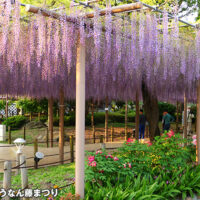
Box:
128;163;132;168
123;164;126;168
147;141;152;146
192;135;197;140
88;156;95;163
167;130;175;138
127;138;133;143
96;150;102;154
90;161;97;167
106;154;113;159
114;157;119;161
192;139;197;145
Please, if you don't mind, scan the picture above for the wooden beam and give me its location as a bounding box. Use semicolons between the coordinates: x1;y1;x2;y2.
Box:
25;2;142;20
85;2;142;18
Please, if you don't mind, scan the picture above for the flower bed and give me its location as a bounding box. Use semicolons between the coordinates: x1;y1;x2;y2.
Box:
82;131;200;199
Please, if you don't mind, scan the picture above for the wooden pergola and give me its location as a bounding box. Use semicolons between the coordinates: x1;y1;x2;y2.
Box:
5;0;200;198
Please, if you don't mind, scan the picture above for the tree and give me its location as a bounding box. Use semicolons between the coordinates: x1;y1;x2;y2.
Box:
142;80;160;141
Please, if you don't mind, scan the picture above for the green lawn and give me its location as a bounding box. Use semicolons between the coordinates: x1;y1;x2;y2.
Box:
0;163;75;199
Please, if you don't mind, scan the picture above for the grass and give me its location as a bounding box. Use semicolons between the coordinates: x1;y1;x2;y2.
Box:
0;163;75;199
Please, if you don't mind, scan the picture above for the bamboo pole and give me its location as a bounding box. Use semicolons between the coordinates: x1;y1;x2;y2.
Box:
25;2;142;20
196;82;200;164
59;87;64;164
105;97;109;142
48;97;54;147
183;94;187;141
125;101;128;141
75;37;85;199
135;92;139;140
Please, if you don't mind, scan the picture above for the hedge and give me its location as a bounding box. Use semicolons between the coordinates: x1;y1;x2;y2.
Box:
2;116;27;129
52;112;135;127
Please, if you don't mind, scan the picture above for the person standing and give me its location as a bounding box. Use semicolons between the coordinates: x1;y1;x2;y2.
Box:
162;111;174;132
139;109;146;139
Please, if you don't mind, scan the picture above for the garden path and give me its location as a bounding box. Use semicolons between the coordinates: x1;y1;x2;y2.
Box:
0;142;124;172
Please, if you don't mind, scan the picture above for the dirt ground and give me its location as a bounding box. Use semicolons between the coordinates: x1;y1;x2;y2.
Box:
0;142;125;173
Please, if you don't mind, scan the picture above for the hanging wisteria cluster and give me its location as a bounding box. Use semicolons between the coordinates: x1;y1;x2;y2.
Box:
0;1;199;102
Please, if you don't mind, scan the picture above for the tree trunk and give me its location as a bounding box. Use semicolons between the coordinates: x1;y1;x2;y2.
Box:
142;81;160;141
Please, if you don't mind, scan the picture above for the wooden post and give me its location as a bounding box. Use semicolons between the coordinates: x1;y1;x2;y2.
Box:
48;97;54;147
59;87;64;164
15;152;21;175
91;102;94;128
125;101;128;141
8;126;11;144
105;97;108;142
5;94;8;119
92;126;95;143
75;37;85;198
70;136;74;163
100;135;103;143
196;82;200;164
176;101;179;133
29;112;32;121
20;155;28;199
100;135;105;149
111;126;114;142
34;138;38;169
46;128;49;148
183;94;187;141
135;92;139;140
3;161;12;200
38;112;41;121
23;126;26;140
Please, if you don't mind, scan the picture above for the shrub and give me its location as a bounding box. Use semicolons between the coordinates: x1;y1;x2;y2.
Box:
53;115;75;126
34;116;48;123
84;132;200;199
2;116;27;129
